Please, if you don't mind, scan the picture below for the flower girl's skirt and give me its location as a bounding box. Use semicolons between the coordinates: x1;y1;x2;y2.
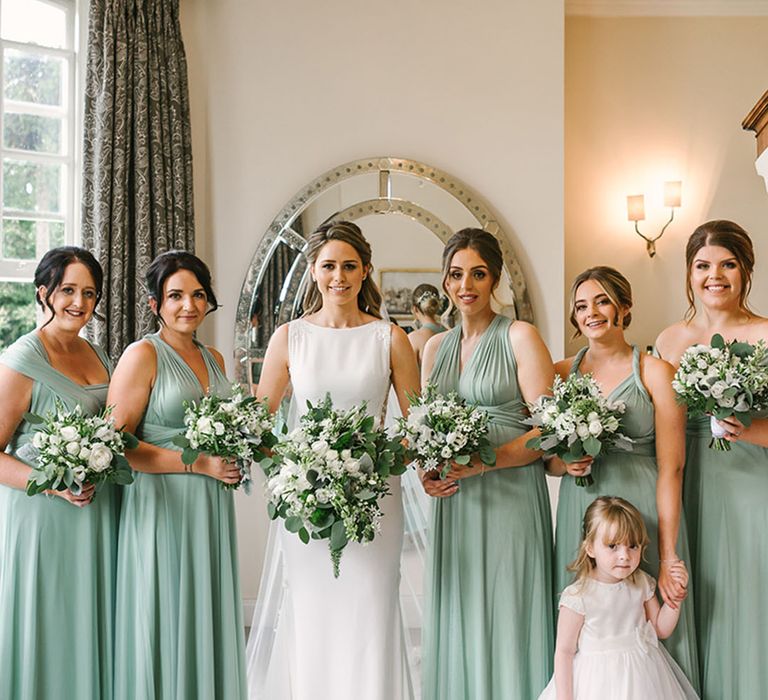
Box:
539;623;699;699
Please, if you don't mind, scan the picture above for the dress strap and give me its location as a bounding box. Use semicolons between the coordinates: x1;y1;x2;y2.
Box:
569;346;588;376
630;345;650;397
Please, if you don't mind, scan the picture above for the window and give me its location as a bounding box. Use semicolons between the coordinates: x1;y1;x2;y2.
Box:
0;0;79;349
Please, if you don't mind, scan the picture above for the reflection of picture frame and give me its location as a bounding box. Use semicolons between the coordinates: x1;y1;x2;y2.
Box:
379;268;443;317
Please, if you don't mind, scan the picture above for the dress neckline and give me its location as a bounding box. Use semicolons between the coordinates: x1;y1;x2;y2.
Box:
152;332;212;394
573;345;638;400
298;317;383;331
458;314;503;378
31;332;110;389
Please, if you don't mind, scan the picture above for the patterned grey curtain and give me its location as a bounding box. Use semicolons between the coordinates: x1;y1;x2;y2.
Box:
81;0;195;362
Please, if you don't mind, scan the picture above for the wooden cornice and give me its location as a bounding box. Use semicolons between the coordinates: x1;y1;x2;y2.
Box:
743;90;768;158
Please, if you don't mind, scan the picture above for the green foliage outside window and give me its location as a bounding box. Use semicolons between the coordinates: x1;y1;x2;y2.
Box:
0;281;36;351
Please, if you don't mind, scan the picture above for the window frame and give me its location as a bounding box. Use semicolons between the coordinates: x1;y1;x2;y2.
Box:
0;0;81;282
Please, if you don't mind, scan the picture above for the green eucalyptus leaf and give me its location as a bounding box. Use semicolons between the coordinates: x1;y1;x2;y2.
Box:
181;447;199;466
171;434;190;448
330;520;348;551
285;516;303;533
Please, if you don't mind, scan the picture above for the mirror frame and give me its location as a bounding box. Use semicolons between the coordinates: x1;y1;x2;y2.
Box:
233;156;533;384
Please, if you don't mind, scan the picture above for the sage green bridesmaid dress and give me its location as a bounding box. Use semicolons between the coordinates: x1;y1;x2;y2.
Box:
0;332;118;699
114;333;246;700
554;345;700;692
423;314;554;700
685;413;768;699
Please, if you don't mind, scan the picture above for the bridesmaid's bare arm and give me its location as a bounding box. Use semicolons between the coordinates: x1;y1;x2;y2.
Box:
644;355;687;608
490;321;554;470
0;364;35;490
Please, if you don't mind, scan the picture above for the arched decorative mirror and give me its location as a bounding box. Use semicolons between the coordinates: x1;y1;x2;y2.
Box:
233;157;533;388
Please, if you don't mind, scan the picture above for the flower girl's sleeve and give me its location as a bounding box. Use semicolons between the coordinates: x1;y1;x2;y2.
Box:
640;571;657;601
558;583;586;616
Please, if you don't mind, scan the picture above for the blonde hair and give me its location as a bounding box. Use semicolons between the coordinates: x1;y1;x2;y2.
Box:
568;266;632;338
569;496;649;586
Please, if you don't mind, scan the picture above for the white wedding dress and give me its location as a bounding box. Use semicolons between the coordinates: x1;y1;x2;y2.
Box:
246;318;414;700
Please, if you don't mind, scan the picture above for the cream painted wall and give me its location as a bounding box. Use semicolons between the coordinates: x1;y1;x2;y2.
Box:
180;0;565;599
565;17;768;358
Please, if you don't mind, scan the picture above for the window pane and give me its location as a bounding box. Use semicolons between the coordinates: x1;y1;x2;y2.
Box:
0;281;36;352
2;218;36;259
49;221;64;248
4;112;62;154
4;49;64;106
1;0;67;50
3;159;61;213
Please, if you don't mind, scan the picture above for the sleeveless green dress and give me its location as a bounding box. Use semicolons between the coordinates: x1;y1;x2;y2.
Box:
0;332;118;699
554;345;700;691
686;413;768;699
114;333;246;700
423;314;554;700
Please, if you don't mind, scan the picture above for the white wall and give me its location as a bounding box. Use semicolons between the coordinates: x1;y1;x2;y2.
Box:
181;0;565;598
565;16;768;357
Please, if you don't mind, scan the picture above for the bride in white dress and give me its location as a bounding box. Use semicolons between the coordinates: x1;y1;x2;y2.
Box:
246;221;421;700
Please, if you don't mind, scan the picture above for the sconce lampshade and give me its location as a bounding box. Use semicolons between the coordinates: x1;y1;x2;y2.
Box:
627;194;645;222
663;180;682;208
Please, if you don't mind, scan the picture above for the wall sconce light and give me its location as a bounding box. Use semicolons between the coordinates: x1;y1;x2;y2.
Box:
626;180;682;258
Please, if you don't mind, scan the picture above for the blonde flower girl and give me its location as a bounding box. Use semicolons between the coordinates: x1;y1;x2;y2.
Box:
539;496;699;700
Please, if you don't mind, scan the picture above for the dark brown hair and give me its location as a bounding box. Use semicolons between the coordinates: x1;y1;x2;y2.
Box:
145;250;220;325
302;221;382;318
440;228;503;304
685;220;755;321
34;246;104;328
569;266;633;337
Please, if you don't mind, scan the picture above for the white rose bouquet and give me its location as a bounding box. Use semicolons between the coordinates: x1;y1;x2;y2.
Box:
672;333;768;451
23;402;138;497
261;394;407;578
393;382;496;478
525;374;632;486
173;385;276;493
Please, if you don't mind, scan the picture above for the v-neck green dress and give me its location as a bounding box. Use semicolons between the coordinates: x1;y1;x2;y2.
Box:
0;332;118;699
114;333;246;700
422;315;554;700
553;345;700;691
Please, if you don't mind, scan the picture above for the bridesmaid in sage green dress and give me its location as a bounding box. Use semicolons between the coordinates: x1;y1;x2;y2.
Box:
550;267;699;691
109;251;246;700
656;220;768;700
407;283;447;366
420;229;555;700
0;247;117;699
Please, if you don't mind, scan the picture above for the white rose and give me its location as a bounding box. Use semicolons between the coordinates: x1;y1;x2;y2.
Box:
79;446;92;459
345;459;361;474
73;466;87;482
87;444;114;472
710;381;727;400
94;425;116;442
213;422;225;436
59;425;79;442
196;416;214;435
576;423;590;439
66;441;81;455
441;446;453;459
32;431;47;449
588;420;603;437
311;439;329;456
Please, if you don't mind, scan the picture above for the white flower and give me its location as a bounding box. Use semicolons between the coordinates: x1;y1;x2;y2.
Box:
588;420;603;437
59;425;79;442
32;431;47;449
576;423;590;439
213;421;225;435
94;425;116;442
65;441;81;455
196;416;215;435
88;444;113;472
79;446;92;459
311;439;329;456
710;381;727;400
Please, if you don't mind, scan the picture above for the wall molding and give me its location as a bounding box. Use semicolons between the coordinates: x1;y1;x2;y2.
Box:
566;0;768;17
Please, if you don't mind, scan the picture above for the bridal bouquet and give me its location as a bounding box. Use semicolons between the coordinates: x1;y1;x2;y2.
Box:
173;385;276;492
393;382;496;478
23;402;138;497
262;395;407;577
525;374;632;486
672;333;768;450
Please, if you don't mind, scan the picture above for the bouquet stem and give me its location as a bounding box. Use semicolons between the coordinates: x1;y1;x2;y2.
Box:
709;437;731;451
575;474;594;487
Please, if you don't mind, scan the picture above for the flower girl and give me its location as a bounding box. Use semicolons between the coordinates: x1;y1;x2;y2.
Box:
539;496;699;700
